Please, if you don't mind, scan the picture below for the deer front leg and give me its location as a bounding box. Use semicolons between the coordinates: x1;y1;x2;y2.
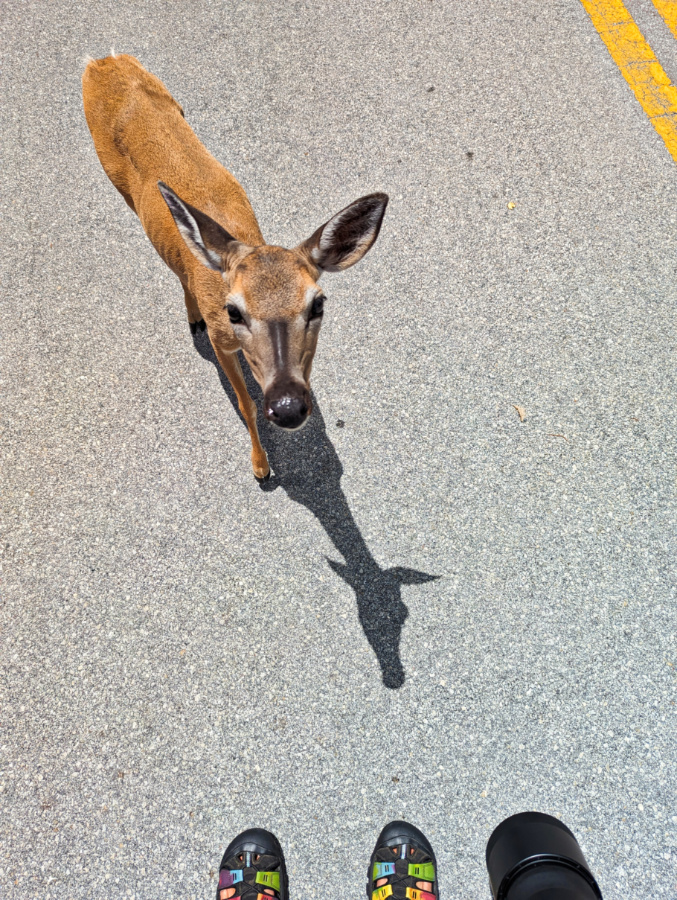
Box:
214;348;270;481
182;283;205;334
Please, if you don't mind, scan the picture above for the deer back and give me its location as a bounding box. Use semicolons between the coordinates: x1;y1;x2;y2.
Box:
82;53;264;284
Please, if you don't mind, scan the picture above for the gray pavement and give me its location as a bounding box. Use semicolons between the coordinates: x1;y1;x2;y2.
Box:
1;1;675;898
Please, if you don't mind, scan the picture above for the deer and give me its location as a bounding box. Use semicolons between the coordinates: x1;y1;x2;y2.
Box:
82;53;388;481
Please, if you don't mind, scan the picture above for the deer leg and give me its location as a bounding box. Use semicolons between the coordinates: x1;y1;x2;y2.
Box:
214;348;270;481
182;283;205;333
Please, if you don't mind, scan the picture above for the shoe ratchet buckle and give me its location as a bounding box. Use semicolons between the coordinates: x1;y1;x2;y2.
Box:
219;870;244;889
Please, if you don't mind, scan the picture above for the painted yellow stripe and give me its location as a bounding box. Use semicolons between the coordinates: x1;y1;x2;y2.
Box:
652;0;677;40
580;0;677;162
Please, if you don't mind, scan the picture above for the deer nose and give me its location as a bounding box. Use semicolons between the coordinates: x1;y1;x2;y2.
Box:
266;395;309;430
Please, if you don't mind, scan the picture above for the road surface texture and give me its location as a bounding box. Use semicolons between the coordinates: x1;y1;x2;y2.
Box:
1;1;675;898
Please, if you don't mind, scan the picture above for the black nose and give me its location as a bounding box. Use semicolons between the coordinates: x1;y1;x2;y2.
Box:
266;395;309;429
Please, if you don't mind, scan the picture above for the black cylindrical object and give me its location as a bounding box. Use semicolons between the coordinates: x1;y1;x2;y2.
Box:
486;811;603;899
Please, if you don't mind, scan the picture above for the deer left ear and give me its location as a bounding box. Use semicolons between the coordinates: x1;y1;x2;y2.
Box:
158;181;252;271
297;193;389;273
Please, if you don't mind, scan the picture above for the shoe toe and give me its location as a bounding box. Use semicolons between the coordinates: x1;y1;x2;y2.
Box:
220;828;284;863
374;820;435;858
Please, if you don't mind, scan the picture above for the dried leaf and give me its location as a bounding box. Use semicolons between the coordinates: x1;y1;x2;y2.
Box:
507;201;516;209
512;404;526;422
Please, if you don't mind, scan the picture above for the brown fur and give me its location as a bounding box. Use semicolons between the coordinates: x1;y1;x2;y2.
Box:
82;54;387;479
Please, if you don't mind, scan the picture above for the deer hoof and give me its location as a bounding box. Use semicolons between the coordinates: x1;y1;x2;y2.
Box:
255;469;271;483
189;319;206;335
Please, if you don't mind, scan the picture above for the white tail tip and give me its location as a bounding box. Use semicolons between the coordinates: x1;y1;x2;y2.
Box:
81;48;119;71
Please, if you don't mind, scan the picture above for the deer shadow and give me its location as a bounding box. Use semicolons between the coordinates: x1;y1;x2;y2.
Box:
192;331;439;689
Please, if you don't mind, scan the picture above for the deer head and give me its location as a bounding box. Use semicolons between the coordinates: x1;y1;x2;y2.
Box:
159;183;388;430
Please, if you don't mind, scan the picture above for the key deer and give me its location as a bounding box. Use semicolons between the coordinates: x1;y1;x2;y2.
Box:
82;53;388;479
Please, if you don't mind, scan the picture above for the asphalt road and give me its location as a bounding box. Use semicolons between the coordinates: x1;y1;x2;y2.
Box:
1;1;675;898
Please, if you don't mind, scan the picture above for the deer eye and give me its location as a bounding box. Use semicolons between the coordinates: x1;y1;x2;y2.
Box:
226;304;244;324
309;295;325;320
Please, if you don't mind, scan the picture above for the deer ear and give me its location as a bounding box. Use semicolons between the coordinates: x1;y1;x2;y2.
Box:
158;181;252;271
298;193;388;273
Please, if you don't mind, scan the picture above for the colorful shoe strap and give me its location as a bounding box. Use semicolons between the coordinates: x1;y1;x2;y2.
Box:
372;886;393;900
408;863;435;881
255;872;280;891
406;889;435;900
219;868;280;896
219;870;244;889
373;862;397;879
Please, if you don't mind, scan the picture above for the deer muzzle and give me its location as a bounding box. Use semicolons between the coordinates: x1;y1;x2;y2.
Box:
264;381;311;430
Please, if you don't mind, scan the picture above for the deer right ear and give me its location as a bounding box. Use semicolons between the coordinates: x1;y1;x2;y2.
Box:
297;193;389;273
158;182;252;271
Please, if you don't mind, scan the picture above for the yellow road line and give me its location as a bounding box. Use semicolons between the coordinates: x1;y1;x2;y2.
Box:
580;0;677;163
652;0;677;40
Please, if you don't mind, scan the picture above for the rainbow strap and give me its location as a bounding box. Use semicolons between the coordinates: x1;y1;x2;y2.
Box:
219;869;280;895
372;858;436;900
373;863;397;879
408;863;435;881
406;890;436;900
219;870;244;888
372;885;393;900
256;872;281;892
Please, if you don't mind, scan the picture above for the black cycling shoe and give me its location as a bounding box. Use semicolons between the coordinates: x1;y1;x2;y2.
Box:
217;828;288;900
367;820;439;900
